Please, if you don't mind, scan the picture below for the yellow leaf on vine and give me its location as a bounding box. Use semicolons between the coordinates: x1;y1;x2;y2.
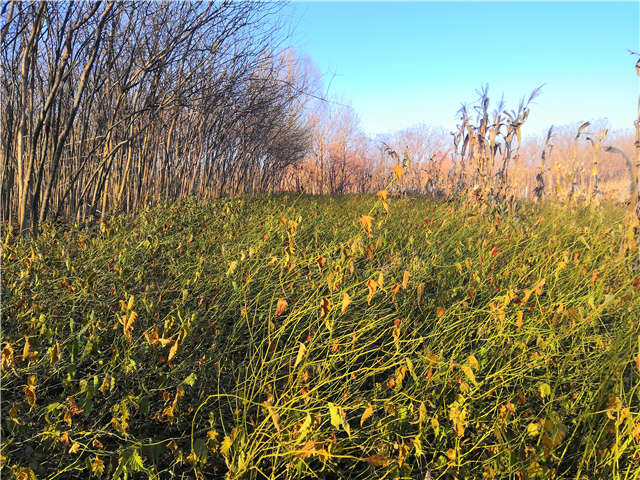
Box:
360;405;374;426
366;278;378;304
341;292;351;315
359;215;374;235
293;342;306;369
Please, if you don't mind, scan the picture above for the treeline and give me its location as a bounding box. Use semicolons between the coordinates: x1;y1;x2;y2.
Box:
284;96;636;203
2;1;638;235
1;1;312;232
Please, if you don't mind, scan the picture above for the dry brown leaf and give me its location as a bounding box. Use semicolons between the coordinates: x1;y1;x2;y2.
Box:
320;298;332;319
1;343;14;371
276;298;288;316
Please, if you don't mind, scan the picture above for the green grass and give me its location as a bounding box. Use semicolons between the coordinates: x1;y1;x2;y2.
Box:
2;194;640;479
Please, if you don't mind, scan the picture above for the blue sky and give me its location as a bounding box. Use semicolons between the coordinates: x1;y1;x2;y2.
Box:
283;1;639;138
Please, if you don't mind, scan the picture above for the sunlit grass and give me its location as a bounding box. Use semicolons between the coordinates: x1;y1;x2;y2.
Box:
2;194;639;479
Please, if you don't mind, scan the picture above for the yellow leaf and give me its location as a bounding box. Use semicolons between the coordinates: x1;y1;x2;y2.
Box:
376;190;388;201
14;468;36;480
539;382;551;399
367;453;391;467
460;365;477;385
220;436;233;457
264;401;281;434
468;355;479;370
90;456;105;477
296;440;326;459
359;215;374;235
293;342;306;369
341;292;351;315
276;298;288;316
49;341;61;367
226;261;238;276
320;297;332;319
377;272;384;290
402;270;410;290
428;415;438;436
123;311;136;343
360;405;374;426
1;343;14;371
436;306;445;318
297;413;312;443
449;400;467;437
446;448;456;460
418;402;427;425
64;409;72;427
127;295;135;311
414;436;423;456
328;402;341;430
99;374;111;394
328;402;350;437
579;235;591;250
168;340;178;362
68;443;80;454
404;357;417;384
395;365;408;389
426;352;438;364
9;405;20;424
527;422;540;437
366;278;378;305
516;311;524;330
22;337;30;361
393;164;404;180
23;382;36;409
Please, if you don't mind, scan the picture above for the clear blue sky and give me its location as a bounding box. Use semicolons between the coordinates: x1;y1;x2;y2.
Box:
283;1;639;138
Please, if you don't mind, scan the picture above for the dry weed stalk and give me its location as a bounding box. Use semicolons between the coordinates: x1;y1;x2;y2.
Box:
535;126;554;201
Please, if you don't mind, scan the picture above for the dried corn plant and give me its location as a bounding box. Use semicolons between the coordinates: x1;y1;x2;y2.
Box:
450;85;541;205
585;127;608;204
534;126;554;201
565;121;591;200
622;51;640;264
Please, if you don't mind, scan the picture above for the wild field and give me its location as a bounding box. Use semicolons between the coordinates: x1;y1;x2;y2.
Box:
2;193;640;480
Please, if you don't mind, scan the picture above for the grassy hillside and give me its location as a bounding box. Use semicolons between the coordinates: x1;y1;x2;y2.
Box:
2;195;640;479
